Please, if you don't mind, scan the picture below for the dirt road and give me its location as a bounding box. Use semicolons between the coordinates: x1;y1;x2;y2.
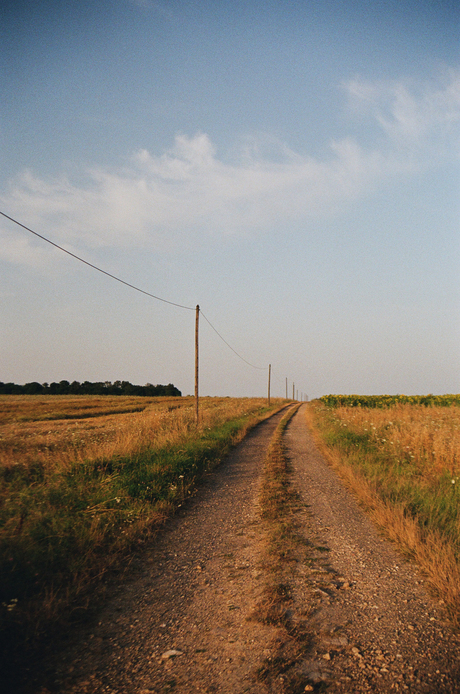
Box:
14;406;460;693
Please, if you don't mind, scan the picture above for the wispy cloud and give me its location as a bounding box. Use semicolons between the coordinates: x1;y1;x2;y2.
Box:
1;70;459;266
344;68;460;153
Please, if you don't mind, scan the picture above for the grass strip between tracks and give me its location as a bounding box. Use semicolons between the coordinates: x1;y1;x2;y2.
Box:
253;403;318;693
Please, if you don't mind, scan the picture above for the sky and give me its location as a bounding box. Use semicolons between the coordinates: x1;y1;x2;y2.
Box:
0;0;459;399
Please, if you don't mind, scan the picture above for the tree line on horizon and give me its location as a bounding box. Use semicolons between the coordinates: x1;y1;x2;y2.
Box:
0;380;182;397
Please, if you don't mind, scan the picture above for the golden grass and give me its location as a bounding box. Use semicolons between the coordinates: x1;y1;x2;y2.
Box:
0;395;276;476
330;403;460;479
253;404;312;690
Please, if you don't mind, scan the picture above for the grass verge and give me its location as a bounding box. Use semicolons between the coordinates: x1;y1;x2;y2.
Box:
306;401;460;624
0;397;287;660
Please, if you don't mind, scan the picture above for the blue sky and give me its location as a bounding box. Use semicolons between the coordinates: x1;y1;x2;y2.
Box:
0;0;459;398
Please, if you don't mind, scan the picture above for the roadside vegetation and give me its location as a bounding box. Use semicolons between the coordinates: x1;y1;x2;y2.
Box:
253;403;316;693
307;397;460;622
0;395;287;649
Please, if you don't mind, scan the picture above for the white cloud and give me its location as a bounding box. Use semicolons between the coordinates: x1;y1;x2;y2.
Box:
1;70;459;266
344;68;460;154
0;135;381;259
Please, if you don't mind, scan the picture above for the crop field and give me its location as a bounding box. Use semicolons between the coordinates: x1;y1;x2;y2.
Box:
0;394;286;643
307;396;460;619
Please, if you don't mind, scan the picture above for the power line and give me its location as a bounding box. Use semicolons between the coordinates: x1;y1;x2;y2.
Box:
200;310;267;370
1;209;268;372
0;210;195;311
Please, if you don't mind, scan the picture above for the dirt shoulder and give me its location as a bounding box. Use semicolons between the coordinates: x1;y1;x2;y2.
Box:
9;405;460;694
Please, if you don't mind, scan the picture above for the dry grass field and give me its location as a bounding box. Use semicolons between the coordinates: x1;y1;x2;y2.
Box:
0;394;284;472
0;395;176;471
325;402;460;479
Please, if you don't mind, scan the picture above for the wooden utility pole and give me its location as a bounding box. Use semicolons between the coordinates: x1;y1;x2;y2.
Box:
292;383;295;400
268;364;271;406
285;377;288;399
195;305;199;425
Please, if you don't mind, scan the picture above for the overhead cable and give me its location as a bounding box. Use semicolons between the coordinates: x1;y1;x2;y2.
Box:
0;210;195;311
1;209;268;370
200;310;267;370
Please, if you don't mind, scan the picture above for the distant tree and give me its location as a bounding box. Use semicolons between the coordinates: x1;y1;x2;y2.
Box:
165;383;181;396
0;382;18;394
121;381;134;395
23;382;44;394
0;379;181;396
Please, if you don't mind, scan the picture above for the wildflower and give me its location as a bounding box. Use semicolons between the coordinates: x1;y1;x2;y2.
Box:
2;599;18;612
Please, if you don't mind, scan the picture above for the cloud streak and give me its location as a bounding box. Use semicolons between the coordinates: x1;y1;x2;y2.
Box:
344;68;460;152
1;70;459;266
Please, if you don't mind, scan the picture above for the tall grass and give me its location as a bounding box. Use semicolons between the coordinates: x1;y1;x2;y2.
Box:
0;395;286;646
306;401;460;621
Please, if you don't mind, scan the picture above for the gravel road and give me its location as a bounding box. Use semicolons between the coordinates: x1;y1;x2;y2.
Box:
12;405;460;693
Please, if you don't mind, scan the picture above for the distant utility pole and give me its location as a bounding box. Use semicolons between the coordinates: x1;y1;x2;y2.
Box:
195;305;199;425
268;364;271;406
285;377;288;399
292;383;295;400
